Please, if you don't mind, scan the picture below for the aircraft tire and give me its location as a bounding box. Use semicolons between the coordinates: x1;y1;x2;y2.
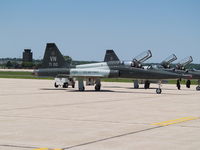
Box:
177;80;181;90
134;84;139;89
79;86;85;91
156;88;162;94
72;84;75;88
196;86;200;91
134;80;139;89
54;82;59;88
186;80;191;88
144;81;150;89
147;82;150;89
95;85;101;91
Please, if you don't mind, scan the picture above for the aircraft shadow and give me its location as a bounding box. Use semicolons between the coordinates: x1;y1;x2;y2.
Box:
103;86;127;89
39;88;193;95
40;88;67;91
67;89;115;93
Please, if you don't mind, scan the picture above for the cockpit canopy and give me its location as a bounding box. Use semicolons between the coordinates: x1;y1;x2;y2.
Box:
176;56;193;70
161;54;177;69
132;50;152;68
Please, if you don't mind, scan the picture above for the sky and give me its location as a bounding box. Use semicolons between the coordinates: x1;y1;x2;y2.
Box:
0;0;200;63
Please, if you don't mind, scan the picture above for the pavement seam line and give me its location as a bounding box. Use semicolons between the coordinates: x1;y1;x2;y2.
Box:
62;126;161;149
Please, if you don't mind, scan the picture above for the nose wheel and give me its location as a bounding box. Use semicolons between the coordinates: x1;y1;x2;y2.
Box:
196;80;200;91
156;88;162;94
156;81;162;94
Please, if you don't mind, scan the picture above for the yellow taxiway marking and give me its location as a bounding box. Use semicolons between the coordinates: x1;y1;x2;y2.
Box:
33;148;62;150
151;116;199;126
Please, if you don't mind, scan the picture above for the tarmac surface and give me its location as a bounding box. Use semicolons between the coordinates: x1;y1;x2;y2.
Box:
0;78;200;150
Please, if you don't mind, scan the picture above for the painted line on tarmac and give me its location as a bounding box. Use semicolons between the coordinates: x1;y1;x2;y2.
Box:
2;117;199;150
61;116;200;149
33;148;62;150
62;126;162;149
0;144;38;149
151;116;199;126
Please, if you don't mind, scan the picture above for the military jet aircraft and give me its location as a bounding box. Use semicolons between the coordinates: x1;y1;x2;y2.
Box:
35;43;187;94
141;54;178;89
172;56;200;90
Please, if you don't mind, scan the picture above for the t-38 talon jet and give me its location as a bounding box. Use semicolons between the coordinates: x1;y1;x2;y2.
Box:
172;56;200;90
147;55;200;91
34;43;187;94
138;54;178;89
173;56;193;89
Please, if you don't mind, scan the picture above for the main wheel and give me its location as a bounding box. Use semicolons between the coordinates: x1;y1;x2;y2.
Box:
186;80;191;88
147;82;150;89
156;88;162;94
95;85;101;91
135;85;139;89
176;80;181;90
134;80;139;89
79;86;85;91
144;80;150;89
54;82;58;88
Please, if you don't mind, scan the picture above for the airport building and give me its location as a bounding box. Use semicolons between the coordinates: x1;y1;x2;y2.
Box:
23;49;33;62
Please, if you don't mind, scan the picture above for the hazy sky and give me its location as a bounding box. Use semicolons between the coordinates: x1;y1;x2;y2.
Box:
0;0;200;63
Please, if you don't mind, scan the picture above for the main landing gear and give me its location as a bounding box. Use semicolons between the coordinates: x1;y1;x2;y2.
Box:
78;79;102;91
133;80;139;89
144;80;150;89
95;79;101;91
156;81;162;94
196;80;200;91
78;79;85;91
186;80;191;88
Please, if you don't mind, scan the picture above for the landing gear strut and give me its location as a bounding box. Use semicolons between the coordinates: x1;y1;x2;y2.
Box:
186;80;191;88
144;80;150;89
95;79;101;91
156;81;162;94
78;79;85;91
176;79;181;90
134;80;139;89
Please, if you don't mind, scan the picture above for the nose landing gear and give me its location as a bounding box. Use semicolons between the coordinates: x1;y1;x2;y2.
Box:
196;80;200;91
156;81;162;94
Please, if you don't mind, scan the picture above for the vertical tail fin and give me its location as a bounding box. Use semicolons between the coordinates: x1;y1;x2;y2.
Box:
104;50;120;62
41;43;67;68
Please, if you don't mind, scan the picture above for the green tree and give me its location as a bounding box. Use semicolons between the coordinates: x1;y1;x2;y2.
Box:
6;61;13;69
63;56;72;64
22;62;34;69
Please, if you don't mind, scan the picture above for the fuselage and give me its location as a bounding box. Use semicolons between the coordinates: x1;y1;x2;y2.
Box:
35;61;185;80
